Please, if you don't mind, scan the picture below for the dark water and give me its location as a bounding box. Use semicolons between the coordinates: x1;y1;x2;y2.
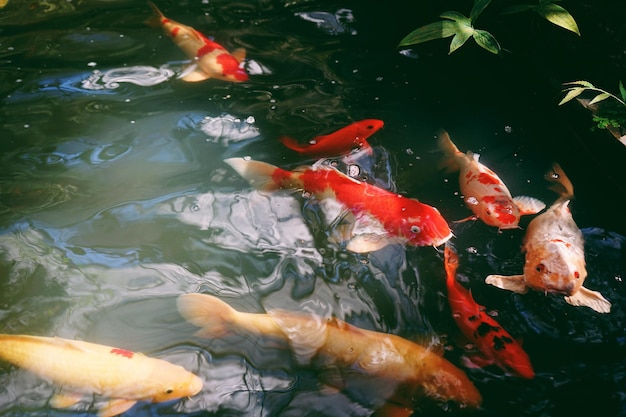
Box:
1;0;626;416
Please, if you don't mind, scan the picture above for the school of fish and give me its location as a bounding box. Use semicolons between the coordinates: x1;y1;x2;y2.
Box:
0;2;615;417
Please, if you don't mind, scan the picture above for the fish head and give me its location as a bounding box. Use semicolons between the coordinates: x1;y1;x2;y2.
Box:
150;371;203;403
469;195;520;228
523;241;587;296
420;357;483;409
400;204;452;247
351;119;384;148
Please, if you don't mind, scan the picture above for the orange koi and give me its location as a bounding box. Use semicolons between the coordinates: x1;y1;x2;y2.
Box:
177;293;482;414
444;246;534;379
0;334;202;417
279;119;384;158
437;130;545;229
486;164;611;313
224;157;452;252
148;2;248;82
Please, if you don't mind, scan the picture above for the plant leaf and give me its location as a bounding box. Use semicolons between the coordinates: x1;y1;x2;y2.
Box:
440;11;471;24
449;30;473;54
398;20;457;47
563;80;595;88
535;3;580;36
470;0;492;22
501;4;536;15
558;87;585;105
619;80;626;102
588;92;611;105
472;29;501;54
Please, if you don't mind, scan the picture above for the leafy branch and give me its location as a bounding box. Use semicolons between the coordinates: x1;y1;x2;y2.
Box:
559;80;626;107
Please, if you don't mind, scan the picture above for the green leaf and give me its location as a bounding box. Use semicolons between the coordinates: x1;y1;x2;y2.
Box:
470;0;492;22
558;87;585;105
535;3;580;36
501;4;536;15
472;29;501;54
449;30;473;54
619;81;626;102
563;80;595;89
588;92;611;105
398;20;457;47
440;11;470;24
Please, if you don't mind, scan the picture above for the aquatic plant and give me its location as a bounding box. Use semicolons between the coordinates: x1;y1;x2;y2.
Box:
397;0;579;55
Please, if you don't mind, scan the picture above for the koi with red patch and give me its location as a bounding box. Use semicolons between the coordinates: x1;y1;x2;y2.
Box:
486;164;611;313
437;130;545;229
279;119;384;158
444;246;534;379
148;2;248;82
224;157;452;252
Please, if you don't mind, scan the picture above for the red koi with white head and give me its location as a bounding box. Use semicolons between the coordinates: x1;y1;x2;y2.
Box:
148;2;248;83
486;164;611;313
279;119;384;158
224;158;452;252
437;130;545;229
444;246;534;379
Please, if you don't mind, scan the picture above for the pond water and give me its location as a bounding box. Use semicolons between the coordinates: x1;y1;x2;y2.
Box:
1;1;626;416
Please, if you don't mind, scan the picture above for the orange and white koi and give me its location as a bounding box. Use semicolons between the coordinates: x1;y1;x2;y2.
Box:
486;164;611;313
177;293;482;415
148;2;248;83
437;130;545;229
0;334;203;417
444;246;534;379
224;157;452;252
279;119;384;158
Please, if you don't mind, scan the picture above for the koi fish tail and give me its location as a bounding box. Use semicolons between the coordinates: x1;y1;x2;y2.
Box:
224;158;301;191
436;129;462;172
546;163;574;200
279;136;304;153
176;293;235;338
145;1;165;27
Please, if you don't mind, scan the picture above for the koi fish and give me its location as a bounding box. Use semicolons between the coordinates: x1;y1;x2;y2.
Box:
0;334;203;417
485;164;611;313
148;2;248;83
177;293;482;414
279;119;384;158
444;246;534;379
437;130;545;229
223;157;452;252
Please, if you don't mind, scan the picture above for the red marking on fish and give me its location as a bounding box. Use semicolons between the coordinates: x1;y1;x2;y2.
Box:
550;238;571;248
216;53;248;80
110;348;134;359
444;247;534;379
279;119;384;158
477;172;500;185
170;26;179;37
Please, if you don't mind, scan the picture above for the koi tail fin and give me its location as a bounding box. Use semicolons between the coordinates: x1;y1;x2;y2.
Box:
546;163;574;200
279;136;304;153
224;158;299;191
437;129;462;172
176;293;236;339
145;1;165;28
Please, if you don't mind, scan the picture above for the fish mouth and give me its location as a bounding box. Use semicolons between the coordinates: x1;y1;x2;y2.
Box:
432;231;454;247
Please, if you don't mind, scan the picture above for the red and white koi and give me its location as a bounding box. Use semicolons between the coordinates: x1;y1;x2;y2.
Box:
486;164;611;313
437;130;545;229
148;2;248;83
177;293;482;414
224;157;452;252
444;246;534;379
0;334;202;417
279;119;384;158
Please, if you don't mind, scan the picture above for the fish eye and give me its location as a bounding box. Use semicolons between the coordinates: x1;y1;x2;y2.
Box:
535;263;545;273
410;225;421;234
366;125;374;129
165;388;174;394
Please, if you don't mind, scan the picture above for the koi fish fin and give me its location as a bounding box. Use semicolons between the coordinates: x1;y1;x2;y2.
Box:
546;163;574;199
50;392;83;409
176;293;234;338
267;309;327;365
485;274;529;294
232;47;246;63
224;158;290;192
180;65;212;82
371;402;414;417
564;287;611;313
346;234;396;253
513;196;546;215
98;399;138;417
279;136;304;152
436;129;462;172
461;351;495;369
145;1;164;27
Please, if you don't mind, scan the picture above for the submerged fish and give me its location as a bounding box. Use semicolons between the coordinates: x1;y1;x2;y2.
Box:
177;293;482;415
224;157;452;252
437;130;545;229
279;119;384;158
148;2;248;82
485;164;611;313
0;334;203;417
444;246;534;379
